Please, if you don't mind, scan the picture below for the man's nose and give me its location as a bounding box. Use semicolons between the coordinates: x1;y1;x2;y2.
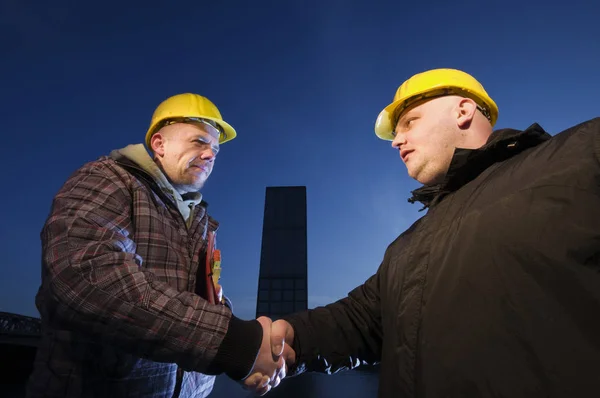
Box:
391;132;406;149
200;148;217;160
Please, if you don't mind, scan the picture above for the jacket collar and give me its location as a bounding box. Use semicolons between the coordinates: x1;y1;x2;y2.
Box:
408;123;552;209
109;150;209;209
110;144;203;208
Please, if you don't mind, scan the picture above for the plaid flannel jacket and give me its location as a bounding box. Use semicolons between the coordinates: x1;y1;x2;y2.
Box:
27;154;231;398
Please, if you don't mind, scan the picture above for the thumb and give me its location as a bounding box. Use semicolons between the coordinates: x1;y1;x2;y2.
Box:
270;321;287;357
271;336;284;358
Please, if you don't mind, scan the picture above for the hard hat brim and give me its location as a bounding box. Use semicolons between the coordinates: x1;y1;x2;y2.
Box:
374;99;405;141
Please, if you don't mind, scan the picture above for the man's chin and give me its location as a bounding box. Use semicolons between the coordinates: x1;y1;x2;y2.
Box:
176;180;206;194
190;181;206;191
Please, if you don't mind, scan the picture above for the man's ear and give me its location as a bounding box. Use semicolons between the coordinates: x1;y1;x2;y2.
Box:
456;98;477;128
150;132;166;156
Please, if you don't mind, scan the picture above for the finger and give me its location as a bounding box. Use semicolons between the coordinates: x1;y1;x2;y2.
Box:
242;373;265;391
242;373;258;389
276;355;286;379
282;344;296;365
270;375;281;388
259;375;269;388
251;374;270;390
277;362;287;381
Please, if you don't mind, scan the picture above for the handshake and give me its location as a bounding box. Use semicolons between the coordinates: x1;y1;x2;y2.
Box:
242;317;296;396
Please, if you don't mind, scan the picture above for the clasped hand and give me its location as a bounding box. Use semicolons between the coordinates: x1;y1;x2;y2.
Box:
242;317;296;396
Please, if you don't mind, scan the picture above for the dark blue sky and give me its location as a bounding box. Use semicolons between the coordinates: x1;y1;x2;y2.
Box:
2;0;599;320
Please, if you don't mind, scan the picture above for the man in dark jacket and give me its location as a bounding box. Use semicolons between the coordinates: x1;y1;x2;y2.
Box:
27;93;284;397
266;69;600;397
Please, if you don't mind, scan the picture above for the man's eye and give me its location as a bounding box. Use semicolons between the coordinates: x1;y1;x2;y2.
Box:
195;138;218;155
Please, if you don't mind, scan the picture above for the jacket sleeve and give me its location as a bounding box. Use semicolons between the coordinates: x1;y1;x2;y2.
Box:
283;252;387;375
38;162;261;380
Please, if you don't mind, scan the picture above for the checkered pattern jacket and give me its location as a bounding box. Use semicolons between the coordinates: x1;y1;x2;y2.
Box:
27;154;232;397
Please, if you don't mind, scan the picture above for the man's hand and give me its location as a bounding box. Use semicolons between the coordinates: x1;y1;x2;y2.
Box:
243;319;296;396
243;317;286;396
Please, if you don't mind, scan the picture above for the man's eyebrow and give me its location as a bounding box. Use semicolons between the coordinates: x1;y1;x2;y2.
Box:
397;109;414;126
195;131;215;141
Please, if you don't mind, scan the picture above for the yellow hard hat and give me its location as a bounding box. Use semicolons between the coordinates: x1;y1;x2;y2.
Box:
145;93;237;148
374;68;498;141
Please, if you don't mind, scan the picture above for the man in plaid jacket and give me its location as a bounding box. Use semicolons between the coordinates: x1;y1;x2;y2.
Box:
27;93;284;398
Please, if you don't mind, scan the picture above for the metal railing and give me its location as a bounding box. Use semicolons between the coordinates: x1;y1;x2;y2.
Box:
0;312;41;336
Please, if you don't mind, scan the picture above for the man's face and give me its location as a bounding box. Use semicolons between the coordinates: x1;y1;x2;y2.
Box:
391;97;463;186
152;121;220;194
